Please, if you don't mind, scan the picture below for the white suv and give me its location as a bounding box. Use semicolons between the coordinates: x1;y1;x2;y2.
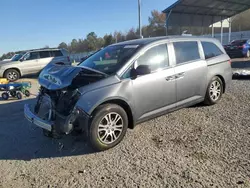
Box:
0;48;71;81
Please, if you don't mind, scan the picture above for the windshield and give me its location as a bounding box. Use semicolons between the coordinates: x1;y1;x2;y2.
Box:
12;54;24;61
78;44;141;75
231;40;247;46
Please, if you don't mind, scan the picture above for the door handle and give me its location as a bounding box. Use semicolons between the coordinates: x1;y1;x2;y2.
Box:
175;72;185;79
165;76;175;81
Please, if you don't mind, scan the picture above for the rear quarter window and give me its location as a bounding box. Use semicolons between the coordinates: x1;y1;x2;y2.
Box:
173;41;200;64
39;51;51;58
51;50;63;57
201;42;223;60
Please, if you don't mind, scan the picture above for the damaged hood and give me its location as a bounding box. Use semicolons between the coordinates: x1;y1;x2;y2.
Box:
39;64;107;90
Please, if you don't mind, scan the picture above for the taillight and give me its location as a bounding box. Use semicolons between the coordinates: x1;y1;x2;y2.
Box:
239;45;246;49
229;59;232;65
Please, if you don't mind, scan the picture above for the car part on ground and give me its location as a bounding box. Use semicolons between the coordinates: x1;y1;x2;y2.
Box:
24;36;232;151
232;69;250;77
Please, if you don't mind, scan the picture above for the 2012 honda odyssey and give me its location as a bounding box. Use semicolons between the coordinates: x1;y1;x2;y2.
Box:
24;36;232;151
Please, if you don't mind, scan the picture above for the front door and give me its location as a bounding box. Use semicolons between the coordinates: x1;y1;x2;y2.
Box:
172;41;207;106
128;43;176;121
20;52;41;75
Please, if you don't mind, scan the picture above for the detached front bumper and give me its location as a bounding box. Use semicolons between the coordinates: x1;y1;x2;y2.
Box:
24;104;52;131
233;69;250;76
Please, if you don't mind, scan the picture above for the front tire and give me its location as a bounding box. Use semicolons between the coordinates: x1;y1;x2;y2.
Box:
4;69;20;81
204;76;223;105
89;104;128;151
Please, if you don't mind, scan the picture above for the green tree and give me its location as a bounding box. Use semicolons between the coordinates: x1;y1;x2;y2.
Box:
86;32;98;51
148;10;166;37
126;28;138;40
103;34;115;47
70;39;78;53
58;42;68;49
97;37;104;49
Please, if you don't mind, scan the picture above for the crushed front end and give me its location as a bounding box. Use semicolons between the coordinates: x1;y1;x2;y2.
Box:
24;64;106;137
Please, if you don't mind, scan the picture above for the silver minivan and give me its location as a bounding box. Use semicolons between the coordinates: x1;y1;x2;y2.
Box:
24;36;232;151
0;48;71;81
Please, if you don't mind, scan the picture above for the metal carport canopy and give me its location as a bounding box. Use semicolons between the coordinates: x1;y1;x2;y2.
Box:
162;0;250;42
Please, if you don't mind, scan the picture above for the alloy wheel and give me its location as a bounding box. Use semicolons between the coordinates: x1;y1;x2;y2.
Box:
97;112;124;144
209;80;221;101
7;71;18;81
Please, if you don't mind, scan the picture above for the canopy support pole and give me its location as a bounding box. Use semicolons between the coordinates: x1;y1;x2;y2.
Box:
220;17;224;44
166;9;172;36
228;17;232;43
212;16;214;37
201;15;204;35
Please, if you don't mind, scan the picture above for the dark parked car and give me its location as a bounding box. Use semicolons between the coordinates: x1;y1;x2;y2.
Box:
224;39;250;58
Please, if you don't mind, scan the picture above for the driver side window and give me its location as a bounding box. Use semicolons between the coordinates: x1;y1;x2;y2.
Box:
122;44;169;79
23;52;39;61
135;44;169;72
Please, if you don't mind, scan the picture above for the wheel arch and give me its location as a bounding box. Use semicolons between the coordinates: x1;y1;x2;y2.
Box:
215;74;226;93
91;99;135;129
4;68;22;78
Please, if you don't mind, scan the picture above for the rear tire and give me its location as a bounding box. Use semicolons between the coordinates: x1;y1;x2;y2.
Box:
4;69;20;81
89;104;128;151
204;76;223;105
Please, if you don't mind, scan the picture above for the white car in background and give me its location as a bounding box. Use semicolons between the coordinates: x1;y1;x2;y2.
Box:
2;54;22;62
2;58;12;61
0;48;71;81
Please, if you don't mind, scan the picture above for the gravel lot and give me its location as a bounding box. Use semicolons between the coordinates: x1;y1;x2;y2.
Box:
0;76;250;188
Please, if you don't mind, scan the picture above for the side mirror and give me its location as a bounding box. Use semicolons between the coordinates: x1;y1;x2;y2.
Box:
130;68;137;79
19;59;23;62
130;65;151;79
135;65;151;75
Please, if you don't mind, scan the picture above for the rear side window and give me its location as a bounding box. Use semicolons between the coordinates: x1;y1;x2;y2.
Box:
51;50;63;57
26;52;39;60
136;44;169;72
173;41;200;64
39;51;51;58
201;42;223;59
